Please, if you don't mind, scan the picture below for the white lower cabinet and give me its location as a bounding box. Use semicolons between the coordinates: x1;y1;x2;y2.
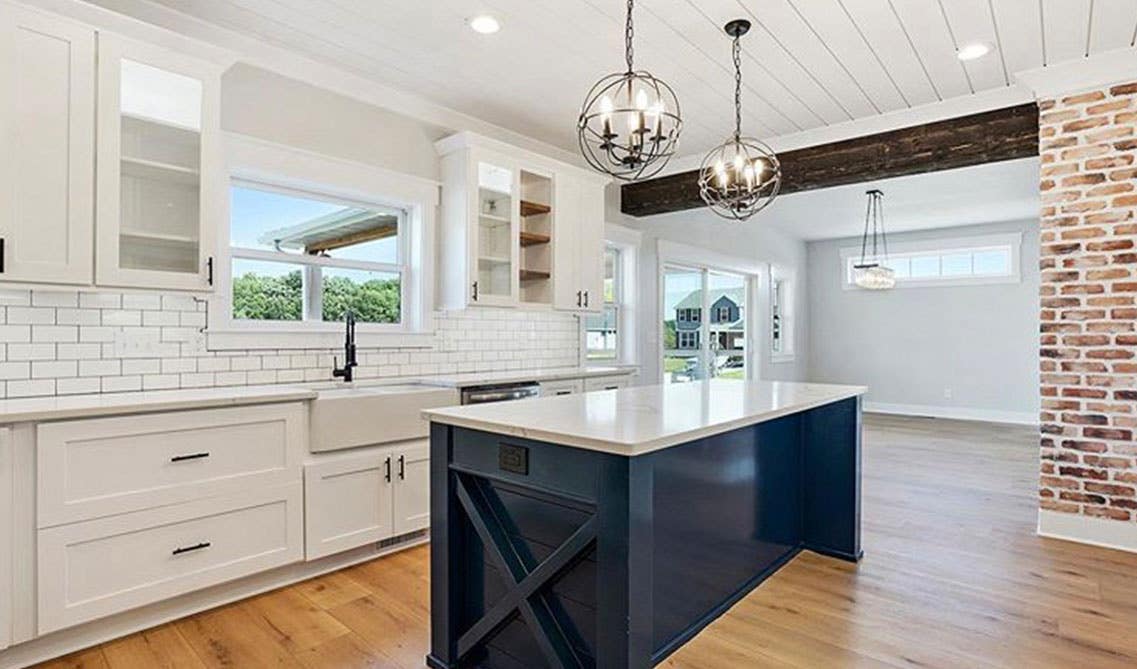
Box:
37;403;306;527
304;439;430;561
584;375;630;392
37;483;303;634
0;427;12;651
540;379;584;396
392;443;430;535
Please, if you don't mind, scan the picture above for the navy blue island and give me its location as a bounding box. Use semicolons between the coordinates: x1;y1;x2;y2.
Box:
423;380;866;669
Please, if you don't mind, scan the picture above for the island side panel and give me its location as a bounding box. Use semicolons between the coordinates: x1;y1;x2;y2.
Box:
802;396;864;561
648;415;804;662
428;422;462;669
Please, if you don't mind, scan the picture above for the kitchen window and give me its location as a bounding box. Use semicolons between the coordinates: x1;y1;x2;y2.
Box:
229;183;405;325
841;232;1021;289
585;246;620;361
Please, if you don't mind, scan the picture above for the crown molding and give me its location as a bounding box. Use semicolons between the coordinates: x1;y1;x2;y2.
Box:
1015;46;1137;100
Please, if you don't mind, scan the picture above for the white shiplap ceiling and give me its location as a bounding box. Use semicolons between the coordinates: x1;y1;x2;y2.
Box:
91;0;1137;160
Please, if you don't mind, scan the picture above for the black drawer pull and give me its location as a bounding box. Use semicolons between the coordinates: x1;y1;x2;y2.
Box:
171;452;209;463
172;541;211;556
398;455;405;480
384;456;391;482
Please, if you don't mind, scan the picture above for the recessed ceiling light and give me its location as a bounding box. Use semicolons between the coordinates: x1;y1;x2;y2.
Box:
957;42;991;61
468;15;501;34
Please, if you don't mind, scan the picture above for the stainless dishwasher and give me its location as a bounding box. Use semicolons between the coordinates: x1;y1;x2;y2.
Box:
460;382;541;405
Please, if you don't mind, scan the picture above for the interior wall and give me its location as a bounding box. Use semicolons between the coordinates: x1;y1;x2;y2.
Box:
807;218;1041;423
221;64;447;182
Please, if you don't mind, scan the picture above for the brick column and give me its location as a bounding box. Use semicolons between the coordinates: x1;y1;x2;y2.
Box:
1039;83;1137;523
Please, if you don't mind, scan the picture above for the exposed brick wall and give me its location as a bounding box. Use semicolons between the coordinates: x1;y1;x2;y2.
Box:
1039;82;1137;522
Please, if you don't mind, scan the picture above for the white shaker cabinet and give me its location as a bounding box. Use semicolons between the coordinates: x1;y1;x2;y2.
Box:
392;442;430;535
0;427;11;651
95;35;223;291
0;6;95;285
552;174;605;313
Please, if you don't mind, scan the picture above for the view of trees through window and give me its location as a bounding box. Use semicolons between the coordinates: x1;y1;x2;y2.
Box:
229;184;403;325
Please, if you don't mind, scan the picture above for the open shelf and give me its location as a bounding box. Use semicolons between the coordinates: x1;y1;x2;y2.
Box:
519;269;551;281
478;255;511;265
520;200;551;217
520;231;551;247
121;230;198;245
478;213;511;226
121;156;200;186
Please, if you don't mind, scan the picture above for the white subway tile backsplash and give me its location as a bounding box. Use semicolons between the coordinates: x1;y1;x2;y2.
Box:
0;291;580;397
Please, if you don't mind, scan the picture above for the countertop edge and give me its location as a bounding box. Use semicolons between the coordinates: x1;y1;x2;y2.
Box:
424;386;867;456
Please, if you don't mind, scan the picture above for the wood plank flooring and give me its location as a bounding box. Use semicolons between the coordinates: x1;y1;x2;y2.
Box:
35;414;1137;668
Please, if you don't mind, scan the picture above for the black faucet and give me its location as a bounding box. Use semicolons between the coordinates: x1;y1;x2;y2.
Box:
332;310;358;382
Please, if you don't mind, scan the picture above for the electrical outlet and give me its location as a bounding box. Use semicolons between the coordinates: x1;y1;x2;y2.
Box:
943;388;953;400
112;329;163;358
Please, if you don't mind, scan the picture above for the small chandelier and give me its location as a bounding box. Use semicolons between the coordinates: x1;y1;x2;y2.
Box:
698;19;781;221
854;189;896;290
577;0;682;182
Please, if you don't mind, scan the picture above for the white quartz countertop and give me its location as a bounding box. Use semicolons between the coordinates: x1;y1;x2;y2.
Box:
0;385;318;423
422;380;867;455
422;366;635;388
0;366;638;423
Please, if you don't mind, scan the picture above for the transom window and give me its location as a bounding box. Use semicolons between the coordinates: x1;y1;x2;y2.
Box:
229;182;405;324
841;233;1020;289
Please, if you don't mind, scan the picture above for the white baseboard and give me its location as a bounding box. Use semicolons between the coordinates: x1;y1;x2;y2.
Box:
863;401;1037;426
1037;509;1137;555
0;533;428;669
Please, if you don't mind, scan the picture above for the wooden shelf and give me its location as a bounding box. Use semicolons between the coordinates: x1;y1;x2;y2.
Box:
121;230;198;245
519;269;551;281
520;200;551;217
520;231;551;247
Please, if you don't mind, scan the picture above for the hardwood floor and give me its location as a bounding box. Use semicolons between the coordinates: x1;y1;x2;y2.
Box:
35;414;1137;668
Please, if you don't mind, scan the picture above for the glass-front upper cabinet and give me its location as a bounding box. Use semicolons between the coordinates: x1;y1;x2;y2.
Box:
472;161;518;305
96;35;222;291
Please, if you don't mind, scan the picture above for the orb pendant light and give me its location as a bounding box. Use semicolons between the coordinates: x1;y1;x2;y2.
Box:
577;0;683;182
698;19;781;221
854;189;896;290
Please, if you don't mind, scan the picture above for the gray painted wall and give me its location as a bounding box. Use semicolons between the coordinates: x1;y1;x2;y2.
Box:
807;219;1040;422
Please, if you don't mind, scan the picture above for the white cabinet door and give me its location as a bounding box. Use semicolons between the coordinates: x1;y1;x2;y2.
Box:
577;180;606;314
553;175;582;311
304;449;393;560
95;35;221;291
392;442;430;535
470;158;520;307
0;427;11;651
0;6;94;285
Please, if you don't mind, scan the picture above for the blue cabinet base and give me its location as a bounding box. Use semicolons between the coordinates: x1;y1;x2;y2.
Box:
428;397;862;669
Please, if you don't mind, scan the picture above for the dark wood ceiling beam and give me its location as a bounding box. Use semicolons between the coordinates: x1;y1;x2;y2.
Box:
620;103;1040;218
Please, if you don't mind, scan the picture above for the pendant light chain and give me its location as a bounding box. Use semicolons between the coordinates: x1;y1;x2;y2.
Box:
733;33;743;141
625;0;635;73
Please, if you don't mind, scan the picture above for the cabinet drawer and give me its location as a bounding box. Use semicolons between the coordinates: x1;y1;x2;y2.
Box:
539;379;584;396
584;376;630;392
38;402;306;527
38;483;303;634
304;447;393;561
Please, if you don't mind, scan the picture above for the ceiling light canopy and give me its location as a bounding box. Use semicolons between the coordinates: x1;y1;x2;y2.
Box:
957;42;990;61
577;0;683;182
697;19;781;222
854;189;895;290
468;15;500;34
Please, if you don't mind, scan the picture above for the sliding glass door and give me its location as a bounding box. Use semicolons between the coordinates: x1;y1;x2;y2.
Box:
662;264;749;384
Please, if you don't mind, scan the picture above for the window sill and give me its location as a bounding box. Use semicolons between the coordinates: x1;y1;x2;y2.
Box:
206;327;436;351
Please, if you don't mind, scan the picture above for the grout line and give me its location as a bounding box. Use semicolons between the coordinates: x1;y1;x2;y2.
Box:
733;0;855;122
786;0;881;114
887;0;942;102
1085;0;1095;57
986;0;1011;86
936;0;975;94
837;0;911;108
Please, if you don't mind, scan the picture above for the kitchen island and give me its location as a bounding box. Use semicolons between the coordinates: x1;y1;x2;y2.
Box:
423;380;866;669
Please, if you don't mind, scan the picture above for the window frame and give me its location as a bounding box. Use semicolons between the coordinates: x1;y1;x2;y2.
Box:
227;178;409;327
207;133;439;351
840;232;1022;290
